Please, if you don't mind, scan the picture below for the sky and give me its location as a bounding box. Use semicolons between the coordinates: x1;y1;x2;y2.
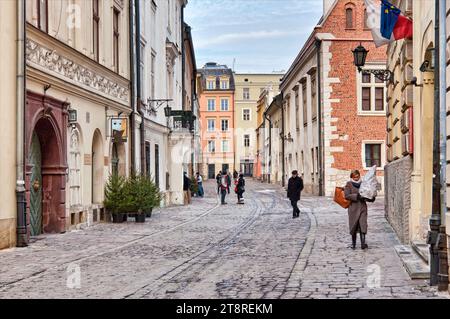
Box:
184;0;324;73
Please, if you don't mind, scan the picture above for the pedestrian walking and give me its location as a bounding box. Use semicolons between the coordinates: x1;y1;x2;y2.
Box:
183;172;192;205
226;170;232;194
235;173;245;204
219;173;229;205
287;170;304;219
344;170;375;250
216;171;222;195
196;172;204;198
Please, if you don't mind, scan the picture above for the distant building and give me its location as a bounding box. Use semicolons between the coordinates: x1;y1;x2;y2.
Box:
198;62;235;179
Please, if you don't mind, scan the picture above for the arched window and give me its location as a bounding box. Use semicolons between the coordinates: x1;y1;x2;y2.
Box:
346;7;354;29
364;9;369;29
69;129;82;207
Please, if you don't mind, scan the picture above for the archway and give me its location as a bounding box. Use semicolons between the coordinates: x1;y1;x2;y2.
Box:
92;129;104;204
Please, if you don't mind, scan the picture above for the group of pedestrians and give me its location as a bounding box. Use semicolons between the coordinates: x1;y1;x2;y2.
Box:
216;170;245;205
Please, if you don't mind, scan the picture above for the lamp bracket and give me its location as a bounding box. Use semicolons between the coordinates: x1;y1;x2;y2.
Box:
359;67;394;83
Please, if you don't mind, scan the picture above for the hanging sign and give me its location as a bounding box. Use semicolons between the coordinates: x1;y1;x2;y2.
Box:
111;118;128;143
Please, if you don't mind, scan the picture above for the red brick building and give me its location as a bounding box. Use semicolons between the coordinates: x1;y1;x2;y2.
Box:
280;0;387;196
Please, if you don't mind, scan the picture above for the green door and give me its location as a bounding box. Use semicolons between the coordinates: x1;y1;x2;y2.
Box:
29;133;42;236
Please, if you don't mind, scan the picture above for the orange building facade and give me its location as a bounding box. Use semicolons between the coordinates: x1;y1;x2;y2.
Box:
198;63;236;179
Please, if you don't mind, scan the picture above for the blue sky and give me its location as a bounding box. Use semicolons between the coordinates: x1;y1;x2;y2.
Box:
185;0;324;73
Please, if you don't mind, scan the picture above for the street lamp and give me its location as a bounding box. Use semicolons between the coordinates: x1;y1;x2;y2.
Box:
352;43;394;82
164;105;172;118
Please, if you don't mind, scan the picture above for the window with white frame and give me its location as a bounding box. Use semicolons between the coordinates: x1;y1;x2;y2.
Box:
208;140;215;153
243;88;250;100
244;134;250;147
358;69;386;113
221;79;229;90
221;99;229;111
222;140;230;152
207;99;215;111
363;142;383;168
221;119;229;132
243;109;250;121
207;79;215;90
69;129;82;207
207;119;215;132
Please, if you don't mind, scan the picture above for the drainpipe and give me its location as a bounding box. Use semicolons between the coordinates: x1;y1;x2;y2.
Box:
135;0;145;174
316;39;324;196
280;93;286;187
264;110;272;184
16;0;27;247
181;6;186;111
438;0;448;292
429;0;441;287
129;0;136;173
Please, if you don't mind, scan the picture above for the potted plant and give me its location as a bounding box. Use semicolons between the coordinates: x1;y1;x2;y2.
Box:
104;174;126;223
123;173;161;223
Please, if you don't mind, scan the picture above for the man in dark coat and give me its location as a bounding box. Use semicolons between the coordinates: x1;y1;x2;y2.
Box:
183;172;191;205
287;170;304;218
216;171;222;195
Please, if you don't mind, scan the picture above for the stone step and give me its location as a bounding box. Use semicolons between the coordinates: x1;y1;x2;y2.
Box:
394;245;430;280
412;241;429;264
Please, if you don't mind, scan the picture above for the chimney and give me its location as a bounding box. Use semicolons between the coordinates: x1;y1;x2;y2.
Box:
323;0;336;15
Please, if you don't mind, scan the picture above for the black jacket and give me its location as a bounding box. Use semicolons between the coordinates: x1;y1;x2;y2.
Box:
183;175;191;191
287;176;304;201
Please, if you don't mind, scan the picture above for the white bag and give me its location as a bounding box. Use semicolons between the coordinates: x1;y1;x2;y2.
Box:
359;166;379;199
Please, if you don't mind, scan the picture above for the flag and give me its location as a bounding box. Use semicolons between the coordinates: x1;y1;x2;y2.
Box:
364;0;413;47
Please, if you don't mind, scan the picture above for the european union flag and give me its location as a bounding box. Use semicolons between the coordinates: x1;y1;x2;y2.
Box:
380;0;401;40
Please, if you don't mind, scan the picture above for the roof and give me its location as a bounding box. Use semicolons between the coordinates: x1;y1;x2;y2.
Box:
198;63;235;91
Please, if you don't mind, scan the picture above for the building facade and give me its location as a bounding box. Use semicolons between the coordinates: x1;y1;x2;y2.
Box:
234;73;283;177
281;0;387;196
135;0;194;206
25;0;131;240
265;94;284;186
0;0;20;249
198;62;235;179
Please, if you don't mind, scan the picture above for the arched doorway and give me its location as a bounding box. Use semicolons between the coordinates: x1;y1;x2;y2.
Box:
92;130;104;204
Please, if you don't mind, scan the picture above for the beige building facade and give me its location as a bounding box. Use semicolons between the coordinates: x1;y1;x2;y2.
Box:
234;73;283;177
0;0;20;249
25;0;131;239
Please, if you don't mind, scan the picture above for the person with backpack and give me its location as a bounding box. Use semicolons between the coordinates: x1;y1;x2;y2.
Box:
344;170;375;250
235;173;245;204
287;170;304;219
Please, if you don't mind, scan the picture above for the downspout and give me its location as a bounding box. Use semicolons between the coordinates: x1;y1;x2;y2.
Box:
135;0;145;174
16;0;27;247
316;39;324;196
280;93;286;187
438;0;448;291
264;110;272;184
129;0;136;173
181;6;186;111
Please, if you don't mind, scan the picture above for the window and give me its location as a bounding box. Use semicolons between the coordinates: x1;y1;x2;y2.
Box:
359;70;386;113
37;0;48;32
221;80;229;90
243;88;250;100
113;9;120;73
145;142;151;177
221;99;229;111
302;82;308;126
69;129;82;207
151;51;156;98
93;0;100;61
311;148;315;183
207;119;215;132
365;143;382;168
221;119;229;132
208;140;215;153
311;74;317;120
222;140;230;152
207;80;215;90
140;41;145;98
155;144;160;188
244;135;250;147
243;109;250;121
346;8;354;29
295;89;300;131
207;99;215;111
364;9;369;29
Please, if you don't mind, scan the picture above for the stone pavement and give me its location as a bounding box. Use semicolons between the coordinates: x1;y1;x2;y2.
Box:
0;180;446;299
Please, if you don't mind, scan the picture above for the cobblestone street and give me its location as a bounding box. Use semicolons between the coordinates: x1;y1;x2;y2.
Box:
0;180;444;299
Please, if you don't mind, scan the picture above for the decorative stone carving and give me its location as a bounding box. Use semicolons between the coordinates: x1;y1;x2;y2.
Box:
26;39;129;103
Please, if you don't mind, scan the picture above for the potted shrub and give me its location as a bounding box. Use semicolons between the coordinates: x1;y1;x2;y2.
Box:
123;173;161;223
104;174;126;223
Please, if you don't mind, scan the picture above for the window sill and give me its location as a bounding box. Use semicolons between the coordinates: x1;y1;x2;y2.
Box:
357;111;386;117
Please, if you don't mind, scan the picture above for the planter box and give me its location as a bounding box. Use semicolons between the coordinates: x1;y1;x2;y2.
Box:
135;214;146;223
112;214;125;224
